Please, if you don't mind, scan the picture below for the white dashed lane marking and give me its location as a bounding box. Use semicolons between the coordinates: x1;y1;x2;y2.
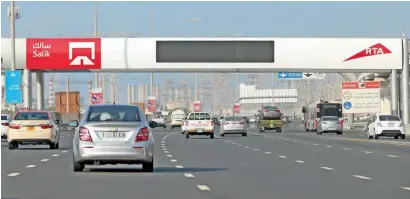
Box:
8;173;20;177
402;187;410;191
326;146;332;148
167;155;173;157
387;155;399;158
353;175;372;180
184;173;194;178
170;159;177;162
52;154;59;157
61;150;68;153
312;144;318;146
175;165;184;168
244;146;249;148
295;160;305;164
197;185;211;191
40;159;49;162
26;165;36;168
264;152;272;154
162;148;167;150
164;151;169;154
320;167;334;171
362;151;373;154
343;148;351;151
278;156;287;159
253;149;260;151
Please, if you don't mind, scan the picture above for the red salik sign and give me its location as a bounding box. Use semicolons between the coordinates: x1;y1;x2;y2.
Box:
26;38;101;70
234;103;240;113
193;101;201;112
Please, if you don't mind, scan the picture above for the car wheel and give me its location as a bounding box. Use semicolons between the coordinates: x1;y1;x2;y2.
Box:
374;135;379;139
55;142;60;149
8;142;17;150
181;131;185;134
220;133;225;137
171;126;174;129
337;132;343;135
276;128;282;133
185;133;189;139
73;158;84;172
400;134;406;139
210;133;214;139
142;159;154;172
368;134;374;139
49;142;57;149
163;126;166;129
394;136;399;139
242;133;247;136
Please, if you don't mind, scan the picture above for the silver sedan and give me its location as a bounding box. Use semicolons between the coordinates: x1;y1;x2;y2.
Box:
317;116;343;135
220;117;247;136
68;104;156;172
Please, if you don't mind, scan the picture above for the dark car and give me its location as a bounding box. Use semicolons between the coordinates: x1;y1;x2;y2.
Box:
259;105;282;120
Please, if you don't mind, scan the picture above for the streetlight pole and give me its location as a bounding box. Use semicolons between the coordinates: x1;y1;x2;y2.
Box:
188;17;203;101
93;1;99;89
9;1;20;112
149;9;154;98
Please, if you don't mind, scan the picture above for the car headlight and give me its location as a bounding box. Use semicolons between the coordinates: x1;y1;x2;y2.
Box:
377;123;382;127
399;122;403;127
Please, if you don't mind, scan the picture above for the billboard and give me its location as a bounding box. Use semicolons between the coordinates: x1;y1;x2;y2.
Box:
193;101;201;112
5;71;23;104
341;81;381;114
234;103;240;113
26;38;101;70
91;88;103;105
148;96;156;112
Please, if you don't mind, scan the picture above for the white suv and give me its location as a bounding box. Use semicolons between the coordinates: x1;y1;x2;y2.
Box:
367;115;405;139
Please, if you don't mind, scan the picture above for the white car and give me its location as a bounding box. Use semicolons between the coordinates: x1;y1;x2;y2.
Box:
181;116;188;134
367;115;405;140
1;114;11;138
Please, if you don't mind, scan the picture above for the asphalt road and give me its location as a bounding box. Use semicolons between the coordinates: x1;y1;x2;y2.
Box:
2;123;410;199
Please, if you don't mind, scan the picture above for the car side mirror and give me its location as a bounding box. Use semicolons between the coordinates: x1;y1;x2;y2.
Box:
68;120;79;127
149;121;158;128
54;120;60;124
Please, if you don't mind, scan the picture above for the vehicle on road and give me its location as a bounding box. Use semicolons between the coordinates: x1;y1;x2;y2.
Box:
316;116;343;135
185;112;214;139
181;116;188;134
302;101;343;132
69;104;157;172
249;116;256;123
258;105;284;132
7;109;60;150
152;115;166;128
169;109;185;129
367;115;406;140
220;116;247;136
1;114;11;138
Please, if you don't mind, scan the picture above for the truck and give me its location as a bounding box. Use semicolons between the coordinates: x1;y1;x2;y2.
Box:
184;112;214;139
257;105;284;133
169;109;185;129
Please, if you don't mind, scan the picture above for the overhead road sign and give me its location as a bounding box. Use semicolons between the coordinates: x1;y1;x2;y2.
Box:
0;37;403;72
341;81;381;114
278;72;325;80
5;70;23;104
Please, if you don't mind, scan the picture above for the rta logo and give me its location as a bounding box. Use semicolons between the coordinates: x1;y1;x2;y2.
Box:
69;42;96;66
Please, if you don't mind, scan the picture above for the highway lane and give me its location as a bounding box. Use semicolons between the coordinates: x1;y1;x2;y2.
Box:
2;126;410;198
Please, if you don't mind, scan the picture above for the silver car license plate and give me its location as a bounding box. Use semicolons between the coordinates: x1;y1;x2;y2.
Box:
388;123;394;127
197;128;204;132
102;132;126;138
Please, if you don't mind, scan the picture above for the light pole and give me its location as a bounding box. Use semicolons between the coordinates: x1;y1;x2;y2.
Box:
149;9;154;98
188;17;203;101
93;1;99;89
8;1;20;112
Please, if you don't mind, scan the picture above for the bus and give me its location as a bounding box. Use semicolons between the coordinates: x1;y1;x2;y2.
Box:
302;101;343;132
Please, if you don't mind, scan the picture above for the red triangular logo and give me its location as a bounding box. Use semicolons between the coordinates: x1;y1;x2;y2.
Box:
344;43;392;62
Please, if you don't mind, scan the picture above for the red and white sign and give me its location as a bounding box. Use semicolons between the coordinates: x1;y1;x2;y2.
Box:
148;96;156;112
234;103;240;113
193;101;201;112
341;81;381;114
91;88;103;105
344;43;392;62
26;38;101;70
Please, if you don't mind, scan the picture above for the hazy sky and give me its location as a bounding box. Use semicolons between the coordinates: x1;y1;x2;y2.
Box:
2;1;409;104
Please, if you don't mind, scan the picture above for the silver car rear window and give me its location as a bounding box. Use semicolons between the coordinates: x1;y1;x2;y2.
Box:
322;117;339;121
87;106;141;122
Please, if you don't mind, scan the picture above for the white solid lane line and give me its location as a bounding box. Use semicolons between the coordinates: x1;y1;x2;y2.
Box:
167;155;173;157
40;159;49;162
175;165;184;168
278;156;287;159
26;165;36;168
387;155;399;158
197;185;211;191
353;175;372;180
320;167;334;171
295;160;306;164
402;187;410;191
170;159;177;162
52;154;59;157
8;173;20;177
264;152;272;154
184;173;194;178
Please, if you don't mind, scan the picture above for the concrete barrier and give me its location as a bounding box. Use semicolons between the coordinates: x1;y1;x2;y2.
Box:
405;124;410;136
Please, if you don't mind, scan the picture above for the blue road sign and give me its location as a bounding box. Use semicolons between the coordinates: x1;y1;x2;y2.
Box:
277;72;303;79
343;101;352;110
5;70;23;104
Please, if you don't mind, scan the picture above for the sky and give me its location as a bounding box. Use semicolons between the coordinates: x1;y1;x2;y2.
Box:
1;1;410;104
